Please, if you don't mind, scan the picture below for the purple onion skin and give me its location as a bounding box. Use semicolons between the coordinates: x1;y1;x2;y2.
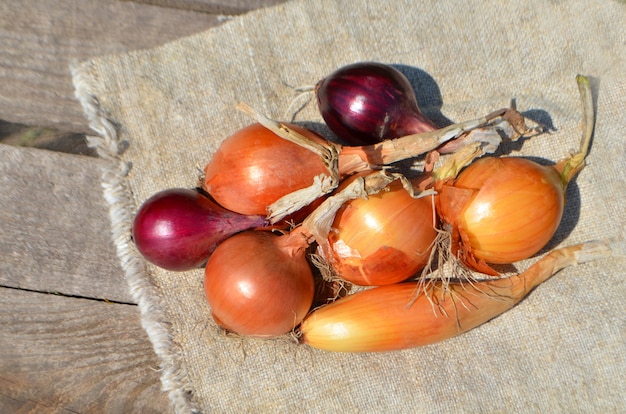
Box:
132;188;269;271
316;62;437;146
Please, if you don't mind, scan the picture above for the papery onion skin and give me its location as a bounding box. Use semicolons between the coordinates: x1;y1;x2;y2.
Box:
204;230;315;337
316;62;437;146
301;241;611;352
325;179;437;286
132;188;268;271
203;123;328;216
437;157;565;268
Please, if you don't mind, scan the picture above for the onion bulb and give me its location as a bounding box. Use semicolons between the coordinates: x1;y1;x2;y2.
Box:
316;61;437;145
203;123;328;216
323;176;437;286
300;241;613;352
132;188;268;271
437;157;565;274
204;228;315;337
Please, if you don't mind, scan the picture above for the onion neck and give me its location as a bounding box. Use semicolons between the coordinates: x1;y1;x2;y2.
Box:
276;225;314;258
554;75;594;187
491;241;612;300
402;112;439;136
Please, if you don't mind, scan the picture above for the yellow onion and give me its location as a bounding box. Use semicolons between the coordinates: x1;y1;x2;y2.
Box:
436;75;594;275
300;241;612;352
204;227;315;337
437;157;565;274
324;176;437;286
203;123;329;216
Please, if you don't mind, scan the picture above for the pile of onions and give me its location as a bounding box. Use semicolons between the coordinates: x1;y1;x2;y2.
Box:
131;64;603;350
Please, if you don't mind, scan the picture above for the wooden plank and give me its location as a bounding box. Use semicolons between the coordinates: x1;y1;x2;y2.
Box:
0;288;170;413
0;121;96;157
0;144;133;304
129;0;289;14
0;0;222;133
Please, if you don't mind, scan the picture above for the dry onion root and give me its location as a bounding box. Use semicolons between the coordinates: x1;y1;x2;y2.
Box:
299;240;615;352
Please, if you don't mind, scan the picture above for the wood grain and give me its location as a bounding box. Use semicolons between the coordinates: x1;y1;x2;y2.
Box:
0;288;170;413
129;0;289;14
0;144;133;304
0;0;221;133
0;1;285;412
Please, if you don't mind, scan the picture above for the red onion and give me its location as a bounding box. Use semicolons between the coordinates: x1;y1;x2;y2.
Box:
316;62;438;146
132;188;268;271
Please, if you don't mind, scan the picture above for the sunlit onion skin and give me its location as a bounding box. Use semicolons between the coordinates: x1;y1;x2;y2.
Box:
204;229;315;337
132;188;268;271
203;123;328;216
301;241;611;352
316;62;437;145
325;179;437;286
437;157;565;274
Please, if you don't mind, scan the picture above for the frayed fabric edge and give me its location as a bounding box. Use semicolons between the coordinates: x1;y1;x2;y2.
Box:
70;60;201;414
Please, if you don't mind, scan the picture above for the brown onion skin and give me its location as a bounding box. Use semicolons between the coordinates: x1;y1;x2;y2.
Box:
316;62;437;146
203;123;328;216
324;177;437;286
204;230;315;337
437;157;565;271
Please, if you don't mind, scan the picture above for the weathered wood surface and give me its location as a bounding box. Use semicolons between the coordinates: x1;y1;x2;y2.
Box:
0;145;131;303
0;0;284;134
131;0;289;14
0;144;168;412
0;289;169;413
0;1;289;412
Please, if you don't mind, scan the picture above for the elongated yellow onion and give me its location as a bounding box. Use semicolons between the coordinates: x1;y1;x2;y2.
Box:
300;241;612;352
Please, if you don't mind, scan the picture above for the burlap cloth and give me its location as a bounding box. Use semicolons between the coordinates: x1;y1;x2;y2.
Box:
72;0;626;412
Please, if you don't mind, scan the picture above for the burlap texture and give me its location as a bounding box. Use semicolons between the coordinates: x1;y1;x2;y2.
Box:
72;0;626;412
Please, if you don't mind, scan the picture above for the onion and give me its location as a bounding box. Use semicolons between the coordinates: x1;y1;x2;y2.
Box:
316;62;437;145
132;188;268;271
437;157;565;274
204;227;315;337
300;241;613;352
323;175;437;286
436;75;595;275
203;123;329;216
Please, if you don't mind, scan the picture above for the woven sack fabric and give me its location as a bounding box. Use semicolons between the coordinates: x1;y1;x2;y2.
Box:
73;0;626;412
